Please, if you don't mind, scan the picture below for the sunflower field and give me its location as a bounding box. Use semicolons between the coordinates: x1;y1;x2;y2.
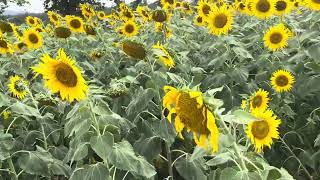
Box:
0;0;320;179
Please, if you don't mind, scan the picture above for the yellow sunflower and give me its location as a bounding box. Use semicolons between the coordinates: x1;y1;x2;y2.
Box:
250;89;269;112
198;0;213;17
54;26;72;39
120;8;135;21
206;5;234;36
250;0;275;19
48;11;61;26
80;3;95;20
2;110;11;121
10;23;24;40
246;109;281;153
97;11;107;20
153;41;175;69
32;48;88;102
0;38;14;55
136;6;151;21
194;15;206;26
121;20;139;37
23;28;43;49
274;0;293;15
65;16;85;33
8;75;28;100
14;42;28;54
182;1;193;14
161;0;176;9
270;70;295;92
263;23;292;51
304;0;320;10
163;86;219;153
25;16;37;26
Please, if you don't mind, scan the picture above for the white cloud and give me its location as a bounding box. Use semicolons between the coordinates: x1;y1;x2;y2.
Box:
6;0;45;13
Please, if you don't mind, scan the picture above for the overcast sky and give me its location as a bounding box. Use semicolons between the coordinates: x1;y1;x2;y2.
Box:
5;0;158;14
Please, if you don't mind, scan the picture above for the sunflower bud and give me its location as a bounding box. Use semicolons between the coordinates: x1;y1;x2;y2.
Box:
107;82;128;98
54;27;72;38
122;41;146;60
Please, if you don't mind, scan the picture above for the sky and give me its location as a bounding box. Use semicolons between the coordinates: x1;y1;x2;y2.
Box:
5;0;158;14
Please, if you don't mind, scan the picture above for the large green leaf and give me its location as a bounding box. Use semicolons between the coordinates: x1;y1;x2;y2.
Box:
69;163;111;180
90;132;114;162
174;156;206;180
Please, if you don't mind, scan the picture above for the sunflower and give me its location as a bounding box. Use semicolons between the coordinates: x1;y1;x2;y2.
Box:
35;26;45;33
206;5;234;36
25;16;37;26
250;0;275;19
152;9;171;22
263;23;292;51
10;23;24;40
121;20;139;37
0;38;14;55
163;86;219;153
65;16;85;33
23;28;43;49
153;41;175;68
165;27;173;39
136;6;151;21
270;70;295;92
250;89;269;112
121;40;146;59
84;24;97;35
54;26;72;38
194;15;206;26
90;50;104;61
48;11;61;26
304;0;320;10
8;75;28;100
97;11;107;20
2;110;11;121
14;42;28;54
274;0;293;15
182;2;193;14
80;3;95;19
246;109;281;153
32;48;88;102
198;0;213;17
161;0;176;9
120;8;135;21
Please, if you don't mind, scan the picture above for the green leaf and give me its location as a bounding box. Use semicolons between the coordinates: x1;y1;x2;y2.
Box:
0;93;10;107
231;110;256;124
134;136;162;161
11;102;41;117
126;88;156;118
70;163;111;180
206;152;233;166
219;167;239;180
0;133;14;160
174;156;206;180
108;140;156;178
90;132;114;162
65;106;91;138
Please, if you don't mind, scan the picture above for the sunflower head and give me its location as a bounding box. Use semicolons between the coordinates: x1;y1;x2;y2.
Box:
246;109;281;153
0;38;14;55
161;0;176;9
194;15;206;26
274;0;293;15
263;23;292;51
251;0;275;19
121;9;135;21
271;70;295;92
121;20;139;37
122;40;147;60
198;0;213;16
305;0;320;11
136;6;151;21
84;24;97;35
25;16;37;26
0;21;13;33
54;26;72;38
14;42;28;54
48;11;61;26
106;81;129;98
32;48;88;102
206;5;234;36
182;2;193;14
8;75;28;100
152;9;169;22
153;41;175;69
66;15;84;33
97;11;107;20
163;86;219;153
23;28;43;49
250;89;269;112
10;23;24;40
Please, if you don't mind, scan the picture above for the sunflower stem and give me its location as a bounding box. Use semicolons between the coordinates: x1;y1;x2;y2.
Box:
7;158;18;180
89;101;101;136
280;137;313;180
165;141;174;180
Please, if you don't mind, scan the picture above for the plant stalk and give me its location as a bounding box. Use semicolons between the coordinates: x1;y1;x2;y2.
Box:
165;141;174;180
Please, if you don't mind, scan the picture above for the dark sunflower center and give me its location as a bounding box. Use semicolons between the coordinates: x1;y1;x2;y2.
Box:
176;2;181;7
29;33;39;44
122;41;146;59
14;81;25;92
85;7;93;14
29;18;35;24
202;4;211;15
312;0;320;4
214;14;228;28
0;40;8;48
166;0;174;5
270;32;283;44
176;92;209;135
142;10;149;17
125;24;134;33
70;19;81;29
52;14;58;21
256;0;271;12
239;3;246;10
276;1;287;11
252;95;262;108
125;11;133;18
251;120;269;139
99;13;104;18
197;16;203;23
17;42;26;50
275;75;289;87
17;30;23;37
55;63;78;87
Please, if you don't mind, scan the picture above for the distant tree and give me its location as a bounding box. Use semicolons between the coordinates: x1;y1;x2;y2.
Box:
43;0;104;15
0;0;29;17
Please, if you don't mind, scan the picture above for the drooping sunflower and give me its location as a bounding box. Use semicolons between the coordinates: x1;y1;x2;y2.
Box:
0;21;13;33
97;11;107;20
263;23;292;51
161;0;176;9
0;38;14;55
246;109;281;153
23;28;43;49
194;15;206;26
47;11;61;26
121;40;146;60
14;42;28;54
84;24;97;35
25;16;37;26
274;0;293;15
8;75;28;100
80;3;95;20
121;20;139;37
198;0;213;17
136;6;151;21
32;48;88;102
250;0;275;19
163;86;219;153
153;41;175;69
54;26;72;39
304;0;320;10
206;5;234;36
250;89;269;112
270;70;295;92
120;8;135;21
152;9;172;23
10;23;24;40
65;16;85;33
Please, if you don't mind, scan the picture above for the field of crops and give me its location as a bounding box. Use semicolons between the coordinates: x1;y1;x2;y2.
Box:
0;0;319;179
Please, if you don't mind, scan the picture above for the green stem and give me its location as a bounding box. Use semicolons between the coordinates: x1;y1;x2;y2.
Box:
165;141;174;180
7;158;17;180
89;101;100;135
